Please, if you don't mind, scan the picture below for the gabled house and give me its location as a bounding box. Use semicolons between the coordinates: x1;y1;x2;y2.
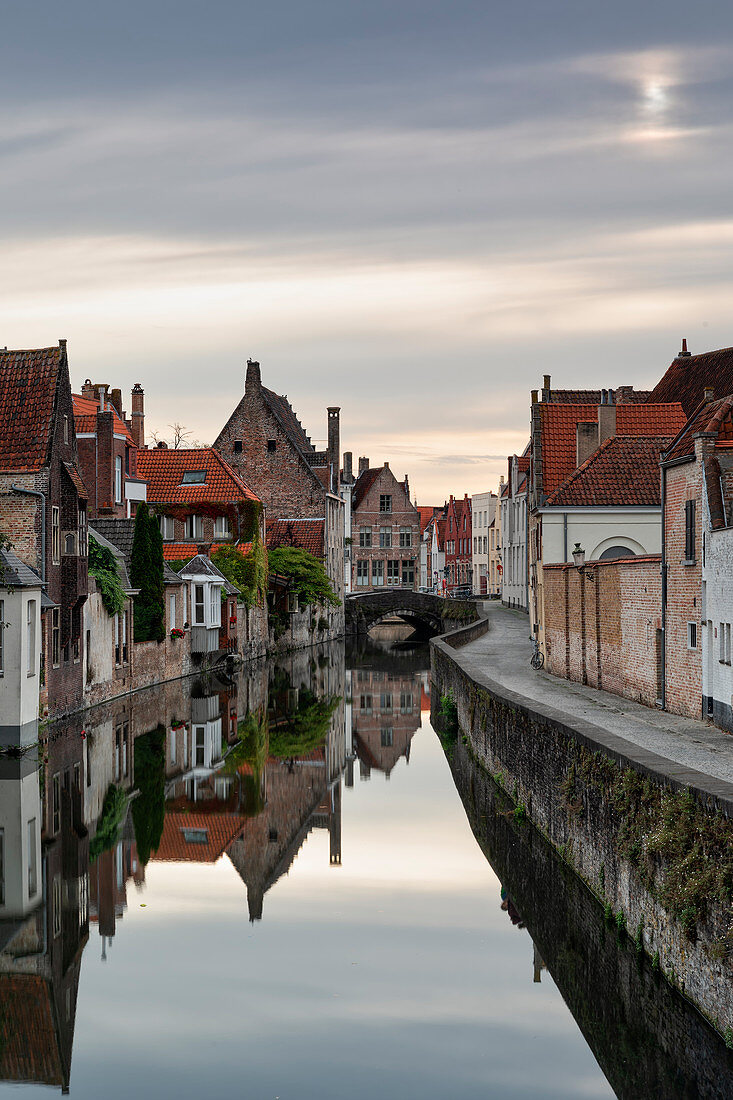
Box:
417;505;442;590
73;381;147;519
0;549;46;745
135;445;263;563
213;359;345;621
0;343;88;717
471;492;498;596
444;494;472;591
350;459;419;590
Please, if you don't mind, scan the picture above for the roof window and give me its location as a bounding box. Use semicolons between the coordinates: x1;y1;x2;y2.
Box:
180;470;207;485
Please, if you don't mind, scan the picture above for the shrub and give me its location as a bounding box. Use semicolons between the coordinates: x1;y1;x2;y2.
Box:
267;546;340;607
130;504;165;642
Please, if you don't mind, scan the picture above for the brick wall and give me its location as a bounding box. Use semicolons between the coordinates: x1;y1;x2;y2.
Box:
214;369;328;522
544;556;662;707
351;466;419;591
663;454;703;719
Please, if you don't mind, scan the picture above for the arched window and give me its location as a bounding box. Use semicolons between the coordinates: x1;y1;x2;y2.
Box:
598;545;636;561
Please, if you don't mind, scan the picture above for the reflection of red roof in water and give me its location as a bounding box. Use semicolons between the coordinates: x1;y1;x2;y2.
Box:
153;812;245;863
0;975;65;1086
421;685;431;711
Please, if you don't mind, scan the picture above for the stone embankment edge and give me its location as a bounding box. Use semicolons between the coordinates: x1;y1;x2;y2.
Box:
431;609;733;1039
432;612;733;817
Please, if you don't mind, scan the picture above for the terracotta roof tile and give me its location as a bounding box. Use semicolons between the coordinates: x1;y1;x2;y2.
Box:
63;460;88;499
545;436;670;507
0;975;64;1086
153;812;245;863
267;518;324;556
539;402;686;494
663;394;733;462
648;346;733;416
72;393;133;444
417;506;441;534
136;447;260;505
0;347;63;472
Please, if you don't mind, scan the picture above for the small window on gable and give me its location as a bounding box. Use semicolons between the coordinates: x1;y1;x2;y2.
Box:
233;440;243;453
181;470;207;485
267;440;277;453
688;622;697;649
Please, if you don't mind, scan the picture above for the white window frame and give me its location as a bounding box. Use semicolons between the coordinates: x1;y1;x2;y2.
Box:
160;515;175;541
52;506;60;565
213;514;231;539
687;621;697;650
26;600;36;676
194;584;205;625
115;455;123;504
169;593;176;630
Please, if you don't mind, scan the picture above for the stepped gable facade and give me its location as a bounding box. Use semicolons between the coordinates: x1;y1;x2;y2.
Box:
350;459;419;590
0;343;88;715
214;360;345;608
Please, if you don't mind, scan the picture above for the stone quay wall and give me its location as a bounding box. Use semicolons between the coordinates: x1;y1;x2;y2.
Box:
431;625;733;1040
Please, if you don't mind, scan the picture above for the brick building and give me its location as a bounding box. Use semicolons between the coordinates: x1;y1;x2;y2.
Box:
135;445;263;562
350;459;419;590
0;344;88;717
73;381;147;519
444;494;472;591
214;359;344;618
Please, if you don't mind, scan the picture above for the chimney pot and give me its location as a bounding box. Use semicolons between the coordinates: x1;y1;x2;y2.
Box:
531;389;539;404
678;338;691;358
358;456;369;475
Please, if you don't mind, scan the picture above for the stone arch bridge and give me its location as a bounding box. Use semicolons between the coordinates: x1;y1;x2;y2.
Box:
345;590;478;638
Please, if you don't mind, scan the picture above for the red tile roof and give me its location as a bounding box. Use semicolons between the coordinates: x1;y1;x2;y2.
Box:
545;436;671;507
0;975;64;1086
267;517;325;556
136;447;260;504
538;403;686;494
517;454;530;474
153;812;245;863
417;506;441;534
72;393;133;443
647;346;733;416
0;347;63;472
663;395;733;462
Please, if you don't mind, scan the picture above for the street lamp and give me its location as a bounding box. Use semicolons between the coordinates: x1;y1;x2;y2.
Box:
572;543;586;569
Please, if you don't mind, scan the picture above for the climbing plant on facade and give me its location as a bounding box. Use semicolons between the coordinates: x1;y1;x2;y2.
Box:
130;503;165;642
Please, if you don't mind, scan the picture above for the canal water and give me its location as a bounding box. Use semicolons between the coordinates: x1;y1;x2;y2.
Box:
0;634;729;1098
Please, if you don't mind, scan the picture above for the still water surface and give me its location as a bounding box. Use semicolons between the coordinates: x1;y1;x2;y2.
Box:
4;634;720;1098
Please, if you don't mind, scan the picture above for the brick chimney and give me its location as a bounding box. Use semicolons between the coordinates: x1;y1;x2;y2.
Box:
81;378;96;401
598;388;617;443
677;338;691;359
110;388;123;417
327;407;340;494
130;383;145;449
245;359;261;394
343;451;353;482
358;456;369;475
542;375;551;402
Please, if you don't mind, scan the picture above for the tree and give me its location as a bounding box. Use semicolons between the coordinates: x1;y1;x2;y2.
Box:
130;727;166;865
267;546;340;607
130;503;165;642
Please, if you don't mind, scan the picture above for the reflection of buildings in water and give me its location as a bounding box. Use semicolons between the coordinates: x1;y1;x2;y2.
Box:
0;737;88;1093
153;651;348;921
533;942;547;984
349;666;422;780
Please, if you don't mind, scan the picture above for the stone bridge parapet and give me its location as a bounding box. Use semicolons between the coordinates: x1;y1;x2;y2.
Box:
344;589;478;637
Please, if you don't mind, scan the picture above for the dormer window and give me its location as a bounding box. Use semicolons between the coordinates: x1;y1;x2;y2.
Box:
181;470;207;485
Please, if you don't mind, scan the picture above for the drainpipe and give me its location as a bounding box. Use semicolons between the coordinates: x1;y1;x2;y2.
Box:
524;494;530;614
660;463;667;710
563;512;568;563
11;485;46;584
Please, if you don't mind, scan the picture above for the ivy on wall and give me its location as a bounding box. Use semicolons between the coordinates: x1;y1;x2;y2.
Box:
130;503;165;642
88;535;126;617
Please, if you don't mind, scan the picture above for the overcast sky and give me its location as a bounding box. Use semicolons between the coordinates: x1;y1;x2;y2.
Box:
3;1;733;502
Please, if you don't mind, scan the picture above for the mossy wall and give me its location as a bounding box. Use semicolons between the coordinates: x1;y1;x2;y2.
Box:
431;637;733;1041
